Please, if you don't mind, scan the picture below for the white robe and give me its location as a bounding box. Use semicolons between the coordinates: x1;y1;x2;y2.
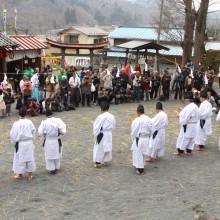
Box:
38;117;66;170
176;102;199;151
216;111;220;147
10;118;36;174
148;111;168;158
195;100;212;145
93;111;116;163
131;114;152;169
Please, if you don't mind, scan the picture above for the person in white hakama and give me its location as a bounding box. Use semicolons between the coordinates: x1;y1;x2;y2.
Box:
175;93;199;155
147;102;168;162
10;108;36;180
38;109;66;174
131;104;152;174
93;100;116;168
195;91;212;151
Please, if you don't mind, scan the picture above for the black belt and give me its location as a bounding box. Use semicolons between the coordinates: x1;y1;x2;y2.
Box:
14;142;19;153
200;119;206;129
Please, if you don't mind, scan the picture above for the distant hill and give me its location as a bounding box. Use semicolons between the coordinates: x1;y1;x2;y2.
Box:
0;0;159;35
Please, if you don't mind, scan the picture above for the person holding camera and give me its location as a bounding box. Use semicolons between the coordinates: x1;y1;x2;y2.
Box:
150;71;161;99
133;71;142;102
45;70;58;98
81;75;92;107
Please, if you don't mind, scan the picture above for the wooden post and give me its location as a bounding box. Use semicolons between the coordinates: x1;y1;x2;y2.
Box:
136;49;139;64
90;49;94;68
61;48;65;68
124;49;129;67
156;50;159;72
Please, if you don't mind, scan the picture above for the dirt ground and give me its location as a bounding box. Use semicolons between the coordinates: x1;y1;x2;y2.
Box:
0;99;220;220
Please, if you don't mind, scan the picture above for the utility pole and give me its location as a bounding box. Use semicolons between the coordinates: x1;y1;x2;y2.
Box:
155;0;164;71
2;0;7;35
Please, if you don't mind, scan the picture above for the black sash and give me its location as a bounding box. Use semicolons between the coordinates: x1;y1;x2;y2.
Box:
136;137;139;147
14;142;19;153
58;138;62;153
97;133;103;144
152;130;158;139
183;125;187;133
200;119;206;129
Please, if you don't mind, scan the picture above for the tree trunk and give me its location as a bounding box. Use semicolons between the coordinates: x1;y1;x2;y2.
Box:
193;0;209;68
182;0;195;66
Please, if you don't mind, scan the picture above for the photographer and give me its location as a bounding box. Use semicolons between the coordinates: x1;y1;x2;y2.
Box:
81;75;92;107
45;71;58;98
133;71;142;102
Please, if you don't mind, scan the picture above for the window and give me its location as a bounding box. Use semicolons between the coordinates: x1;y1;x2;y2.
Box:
93;38;105;44
69;35;78;43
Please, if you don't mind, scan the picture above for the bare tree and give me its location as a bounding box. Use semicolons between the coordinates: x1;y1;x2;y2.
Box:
161;0;219;66
193;0;209;67
182;0;196;65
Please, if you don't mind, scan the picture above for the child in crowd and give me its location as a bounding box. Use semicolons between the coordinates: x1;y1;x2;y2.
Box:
0;89;5;118
26;99;40;116
3;88;14;116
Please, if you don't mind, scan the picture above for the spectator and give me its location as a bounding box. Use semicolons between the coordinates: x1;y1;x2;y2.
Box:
133;71;142;102
26;99;40;116
81;75;91;107
150;71;161;99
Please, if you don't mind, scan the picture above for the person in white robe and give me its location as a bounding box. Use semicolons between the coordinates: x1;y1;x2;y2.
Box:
175;93;199;155
93;100;116;168
147;102;168;161
216;110;220;150
131;104;152;174
10;108;36;180
195;91;212;151
38;109;66;174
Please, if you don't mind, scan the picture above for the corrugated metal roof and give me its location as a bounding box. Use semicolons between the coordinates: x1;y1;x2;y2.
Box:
60;26;108;36
108;41;220;57
108;26;183;42
0;33;18;48
205;42;220;51
9;35;48;51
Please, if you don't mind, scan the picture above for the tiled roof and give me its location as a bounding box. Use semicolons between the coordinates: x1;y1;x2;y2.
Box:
107;44;182;57
117;40;169;51
108;26;183;42
9;35;48;51
0;33;18;48
60;26;108;36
